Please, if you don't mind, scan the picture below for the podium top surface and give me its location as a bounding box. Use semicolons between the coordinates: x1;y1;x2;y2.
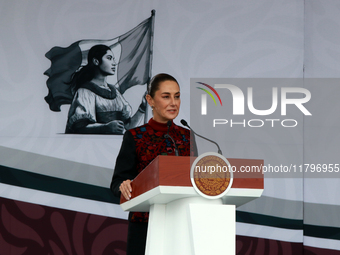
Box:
120;155;264;206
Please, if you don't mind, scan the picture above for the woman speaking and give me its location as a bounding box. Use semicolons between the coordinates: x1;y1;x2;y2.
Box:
110;73;196;255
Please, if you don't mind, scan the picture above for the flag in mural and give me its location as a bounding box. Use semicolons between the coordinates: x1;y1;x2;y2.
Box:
44;10;155;112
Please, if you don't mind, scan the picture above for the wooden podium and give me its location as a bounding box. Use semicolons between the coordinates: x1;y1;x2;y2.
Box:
120;155;264;255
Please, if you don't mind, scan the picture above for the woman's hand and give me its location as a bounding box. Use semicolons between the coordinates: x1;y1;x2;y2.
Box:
105;120;125;134
139;91;148;112
122;104;132;120
120;180;132;200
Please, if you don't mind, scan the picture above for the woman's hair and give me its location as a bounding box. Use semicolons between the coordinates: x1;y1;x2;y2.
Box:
69;44;111;94
148;73;179;98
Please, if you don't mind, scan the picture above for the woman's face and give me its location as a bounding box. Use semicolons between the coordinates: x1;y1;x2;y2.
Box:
146;80;181;123
98;50;116;75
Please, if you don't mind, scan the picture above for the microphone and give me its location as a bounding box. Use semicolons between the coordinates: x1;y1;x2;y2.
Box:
180;119;222;155
164;120;179;156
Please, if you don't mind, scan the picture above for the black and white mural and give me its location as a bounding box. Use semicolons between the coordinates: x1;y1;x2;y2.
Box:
44;12;154;134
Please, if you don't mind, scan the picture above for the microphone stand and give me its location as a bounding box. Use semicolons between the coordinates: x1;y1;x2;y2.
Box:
180;119;222;155
164;120;179;156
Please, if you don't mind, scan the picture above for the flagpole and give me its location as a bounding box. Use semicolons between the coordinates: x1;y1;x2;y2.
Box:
144;9;156;124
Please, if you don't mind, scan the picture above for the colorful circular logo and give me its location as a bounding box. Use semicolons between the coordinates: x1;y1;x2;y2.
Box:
190;152;233;199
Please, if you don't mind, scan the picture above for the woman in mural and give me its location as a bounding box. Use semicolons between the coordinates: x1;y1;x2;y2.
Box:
65;44;146;134
110;73;196;255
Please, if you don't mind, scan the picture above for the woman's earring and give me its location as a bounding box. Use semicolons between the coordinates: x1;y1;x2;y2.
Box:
93;58;99;66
